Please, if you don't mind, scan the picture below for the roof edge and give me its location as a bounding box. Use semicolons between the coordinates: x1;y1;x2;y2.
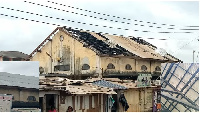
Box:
28;27;63;59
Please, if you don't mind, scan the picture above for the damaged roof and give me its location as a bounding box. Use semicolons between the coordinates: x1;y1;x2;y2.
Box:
0;51;29;59
93;80;127;89
40;76;159;94
39;76;117;94
29;27;181;62
63;27;180;62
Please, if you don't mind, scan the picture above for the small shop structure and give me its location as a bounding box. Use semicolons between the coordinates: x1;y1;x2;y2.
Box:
39;75;161;112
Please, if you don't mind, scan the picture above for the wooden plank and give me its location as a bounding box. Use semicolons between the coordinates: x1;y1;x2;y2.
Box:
92;95;95;108
85;95;89;109
99;94;101;112
94;95;98;110
89;95;92;109
77;96;80;110
58;95;60;111
124;89;140;112
103;94;106;112
72;96;75;111
80;96;83;110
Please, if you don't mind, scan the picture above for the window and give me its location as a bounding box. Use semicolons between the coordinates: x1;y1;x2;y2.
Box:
54;65;70;71
60;35;64;41
27;96;36;102
155;66;161;71
39;67;44;74
141;65;147;71
13;58;22;61
7;94;14;100
82;64;90;70
125;64;132;70
3;57;10;61
107;63;115;69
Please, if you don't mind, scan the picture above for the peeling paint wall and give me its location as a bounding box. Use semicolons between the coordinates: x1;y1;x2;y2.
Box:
31;30;161;76
59;94;107;112
100;57;161;73
124;88;156;112
0;87;39;102
31;30;98;75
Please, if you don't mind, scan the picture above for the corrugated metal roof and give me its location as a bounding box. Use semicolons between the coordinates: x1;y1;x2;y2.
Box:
40;77;116;94
0;72;39;89
0;51;29;59
93;80;127;89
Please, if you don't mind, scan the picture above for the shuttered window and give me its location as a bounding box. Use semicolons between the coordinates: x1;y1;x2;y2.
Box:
82;64;90;70
54;65;70;71
125;64;132;70
141;65;147;71
155;66;161;71
107;63;115;69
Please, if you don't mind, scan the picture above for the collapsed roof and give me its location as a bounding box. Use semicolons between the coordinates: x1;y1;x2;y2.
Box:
39;76;159;94
29;27;182;62
39;76;116;94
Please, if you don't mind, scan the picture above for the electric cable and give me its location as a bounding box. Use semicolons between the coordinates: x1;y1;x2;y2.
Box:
1;6;194;35
47;0;199;30
25;0;199;32
0;13;169;40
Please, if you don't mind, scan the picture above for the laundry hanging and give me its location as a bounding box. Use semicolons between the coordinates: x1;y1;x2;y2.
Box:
119;94;129;111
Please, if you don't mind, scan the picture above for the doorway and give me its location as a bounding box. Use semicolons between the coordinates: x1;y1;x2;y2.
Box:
45;94;58;112
39;97;43;112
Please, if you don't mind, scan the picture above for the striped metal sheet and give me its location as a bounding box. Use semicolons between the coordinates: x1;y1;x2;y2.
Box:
0;72;39;89
161;63;199;112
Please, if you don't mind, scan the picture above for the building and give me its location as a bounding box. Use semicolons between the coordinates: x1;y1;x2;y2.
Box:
39;76;161;112
29;27;181;79
0;51;29;61
0;72;39;109
39;76;116;112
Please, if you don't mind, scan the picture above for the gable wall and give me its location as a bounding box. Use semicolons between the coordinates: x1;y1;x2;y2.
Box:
31;30;98;75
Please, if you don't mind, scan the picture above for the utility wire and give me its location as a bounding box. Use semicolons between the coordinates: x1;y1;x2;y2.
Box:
25;1;198;32
0;6;193;35
47;0;199;31
0;13;169;40
171;37;199;54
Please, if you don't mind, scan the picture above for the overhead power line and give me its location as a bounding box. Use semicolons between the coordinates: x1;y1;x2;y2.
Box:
24;1;198;32
24;1;131;24
171;37;199;54
0;13;170;40
47;0;199;30
0;6;194;35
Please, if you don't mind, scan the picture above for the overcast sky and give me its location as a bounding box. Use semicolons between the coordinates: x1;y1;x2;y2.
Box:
0;0;199;63
0;61;39;77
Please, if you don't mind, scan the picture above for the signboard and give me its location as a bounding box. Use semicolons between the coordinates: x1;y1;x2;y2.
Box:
0;94;12;112
137;74;152;87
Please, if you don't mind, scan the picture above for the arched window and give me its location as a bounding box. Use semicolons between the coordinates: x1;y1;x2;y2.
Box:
82;64;90;70
141;65;147;71
155;66;161;71
125;64;132;70
107;63;115;69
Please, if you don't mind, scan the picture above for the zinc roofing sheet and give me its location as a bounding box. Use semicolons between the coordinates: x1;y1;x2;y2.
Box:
0;72;39;89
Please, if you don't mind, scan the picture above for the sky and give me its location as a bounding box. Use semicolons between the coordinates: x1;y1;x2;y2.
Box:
0;61;39;77
0;0;199;63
